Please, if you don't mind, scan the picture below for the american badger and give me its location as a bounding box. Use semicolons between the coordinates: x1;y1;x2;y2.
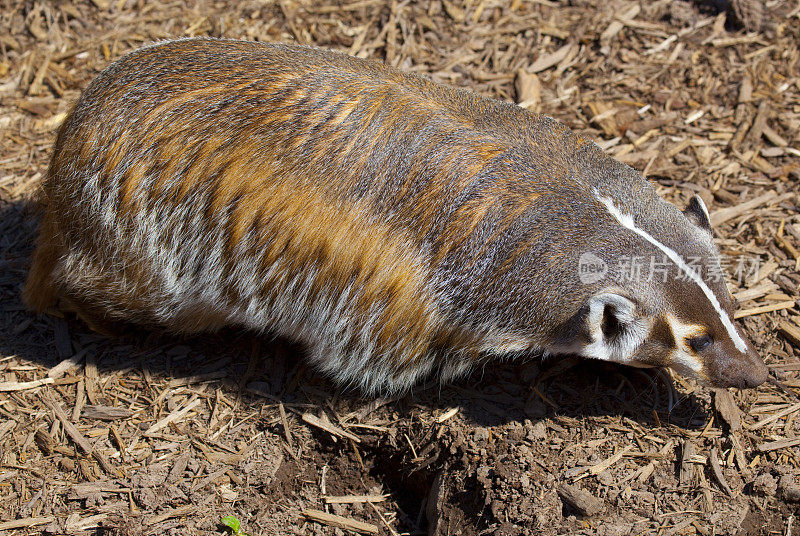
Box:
25;39;768;394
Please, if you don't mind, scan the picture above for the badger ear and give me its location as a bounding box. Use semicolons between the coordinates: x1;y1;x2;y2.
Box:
583;290;648;363
684;194;712;233
587;291;637;341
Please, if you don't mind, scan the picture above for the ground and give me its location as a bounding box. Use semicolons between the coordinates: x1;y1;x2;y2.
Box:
1;0;799;534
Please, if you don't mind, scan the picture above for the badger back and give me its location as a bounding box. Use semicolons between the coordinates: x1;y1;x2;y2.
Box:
34;39;593;389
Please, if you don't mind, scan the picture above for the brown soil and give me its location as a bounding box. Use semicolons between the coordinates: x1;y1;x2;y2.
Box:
1;1;799;535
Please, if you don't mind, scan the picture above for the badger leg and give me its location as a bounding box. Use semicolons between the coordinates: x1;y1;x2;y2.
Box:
57;292;130;337
23;215;63;315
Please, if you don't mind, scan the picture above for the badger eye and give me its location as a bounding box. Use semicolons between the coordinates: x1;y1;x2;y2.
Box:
688;334;713;352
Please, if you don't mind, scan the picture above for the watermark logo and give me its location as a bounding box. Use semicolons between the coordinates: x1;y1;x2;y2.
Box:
576;252;761;286
578;252;608;284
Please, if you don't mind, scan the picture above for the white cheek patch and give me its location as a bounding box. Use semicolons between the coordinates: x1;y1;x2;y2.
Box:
581;292;650;364
665;314;703;373
594;191;748;353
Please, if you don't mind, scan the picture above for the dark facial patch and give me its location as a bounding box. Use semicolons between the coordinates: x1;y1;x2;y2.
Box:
651;315;676;351
625;314;676;369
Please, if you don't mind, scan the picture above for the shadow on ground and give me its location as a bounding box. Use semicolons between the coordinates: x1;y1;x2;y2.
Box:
0;197;712;533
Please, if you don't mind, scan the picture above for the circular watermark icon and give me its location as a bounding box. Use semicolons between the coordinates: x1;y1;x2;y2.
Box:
578;252;608;284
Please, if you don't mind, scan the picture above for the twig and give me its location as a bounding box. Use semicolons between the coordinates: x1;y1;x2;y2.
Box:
302;412;361;443
0;378;54;391
144;396;201;436
301;509;378;535
323;494;390;504
0;517;56;531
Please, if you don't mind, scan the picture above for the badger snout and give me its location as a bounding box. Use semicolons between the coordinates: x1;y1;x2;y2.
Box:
709;345;769;389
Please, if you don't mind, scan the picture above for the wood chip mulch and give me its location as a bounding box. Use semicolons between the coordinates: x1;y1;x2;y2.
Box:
1;0;799;535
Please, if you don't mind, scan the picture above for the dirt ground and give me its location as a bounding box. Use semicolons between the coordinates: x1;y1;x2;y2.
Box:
1;0;799;534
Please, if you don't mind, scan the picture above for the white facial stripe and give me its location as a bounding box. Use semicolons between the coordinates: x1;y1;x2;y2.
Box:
665;314;703;373
594;191;748;353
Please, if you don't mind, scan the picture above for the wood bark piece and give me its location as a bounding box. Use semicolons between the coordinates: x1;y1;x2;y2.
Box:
47;350;86;378
746;402;800;431
709;448;733;496
711;192;794;226
515;70;541;111
0;377;54;391
144;396;201;436
600;4;640;43
0;516;56;531
145;505;196;526
427;471;447;536
778;321;800;347
302;412;361;442
82;405;132;420
734;300;796;319
530;43;574;73
301;509;379;535
757;437;800;453
323;494;389;504
588;445;632;475
747;100;770;143
679;440;695;485
713;389;742;431
557;483;604;516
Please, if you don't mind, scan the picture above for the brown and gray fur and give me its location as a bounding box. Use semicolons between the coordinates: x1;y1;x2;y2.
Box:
25;38;768;394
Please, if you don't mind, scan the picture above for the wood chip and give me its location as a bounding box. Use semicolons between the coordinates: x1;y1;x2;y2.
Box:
600;4;640;43
734;300;796;319
757;437;800;453
557;483;604;516
145;505;196;525
302;412;361;443
47;350;86;378
530;43;575;73
0;377;54;391
778;321;800;347
708;447;733;496
746;402;800;431
435;407;459;423
711;192;793;226
588;445;632;476
41;392;116;476
144;396;201;436
0;516;56;531
515;70;541;111
713;389;742;431
82;405;133;420
301;508;378;535
679;440;695;485
734;280;779;302
323;494;389;504
64;513;108;532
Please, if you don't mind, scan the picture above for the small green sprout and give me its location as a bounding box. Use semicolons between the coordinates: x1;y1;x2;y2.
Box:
221;515;253;536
